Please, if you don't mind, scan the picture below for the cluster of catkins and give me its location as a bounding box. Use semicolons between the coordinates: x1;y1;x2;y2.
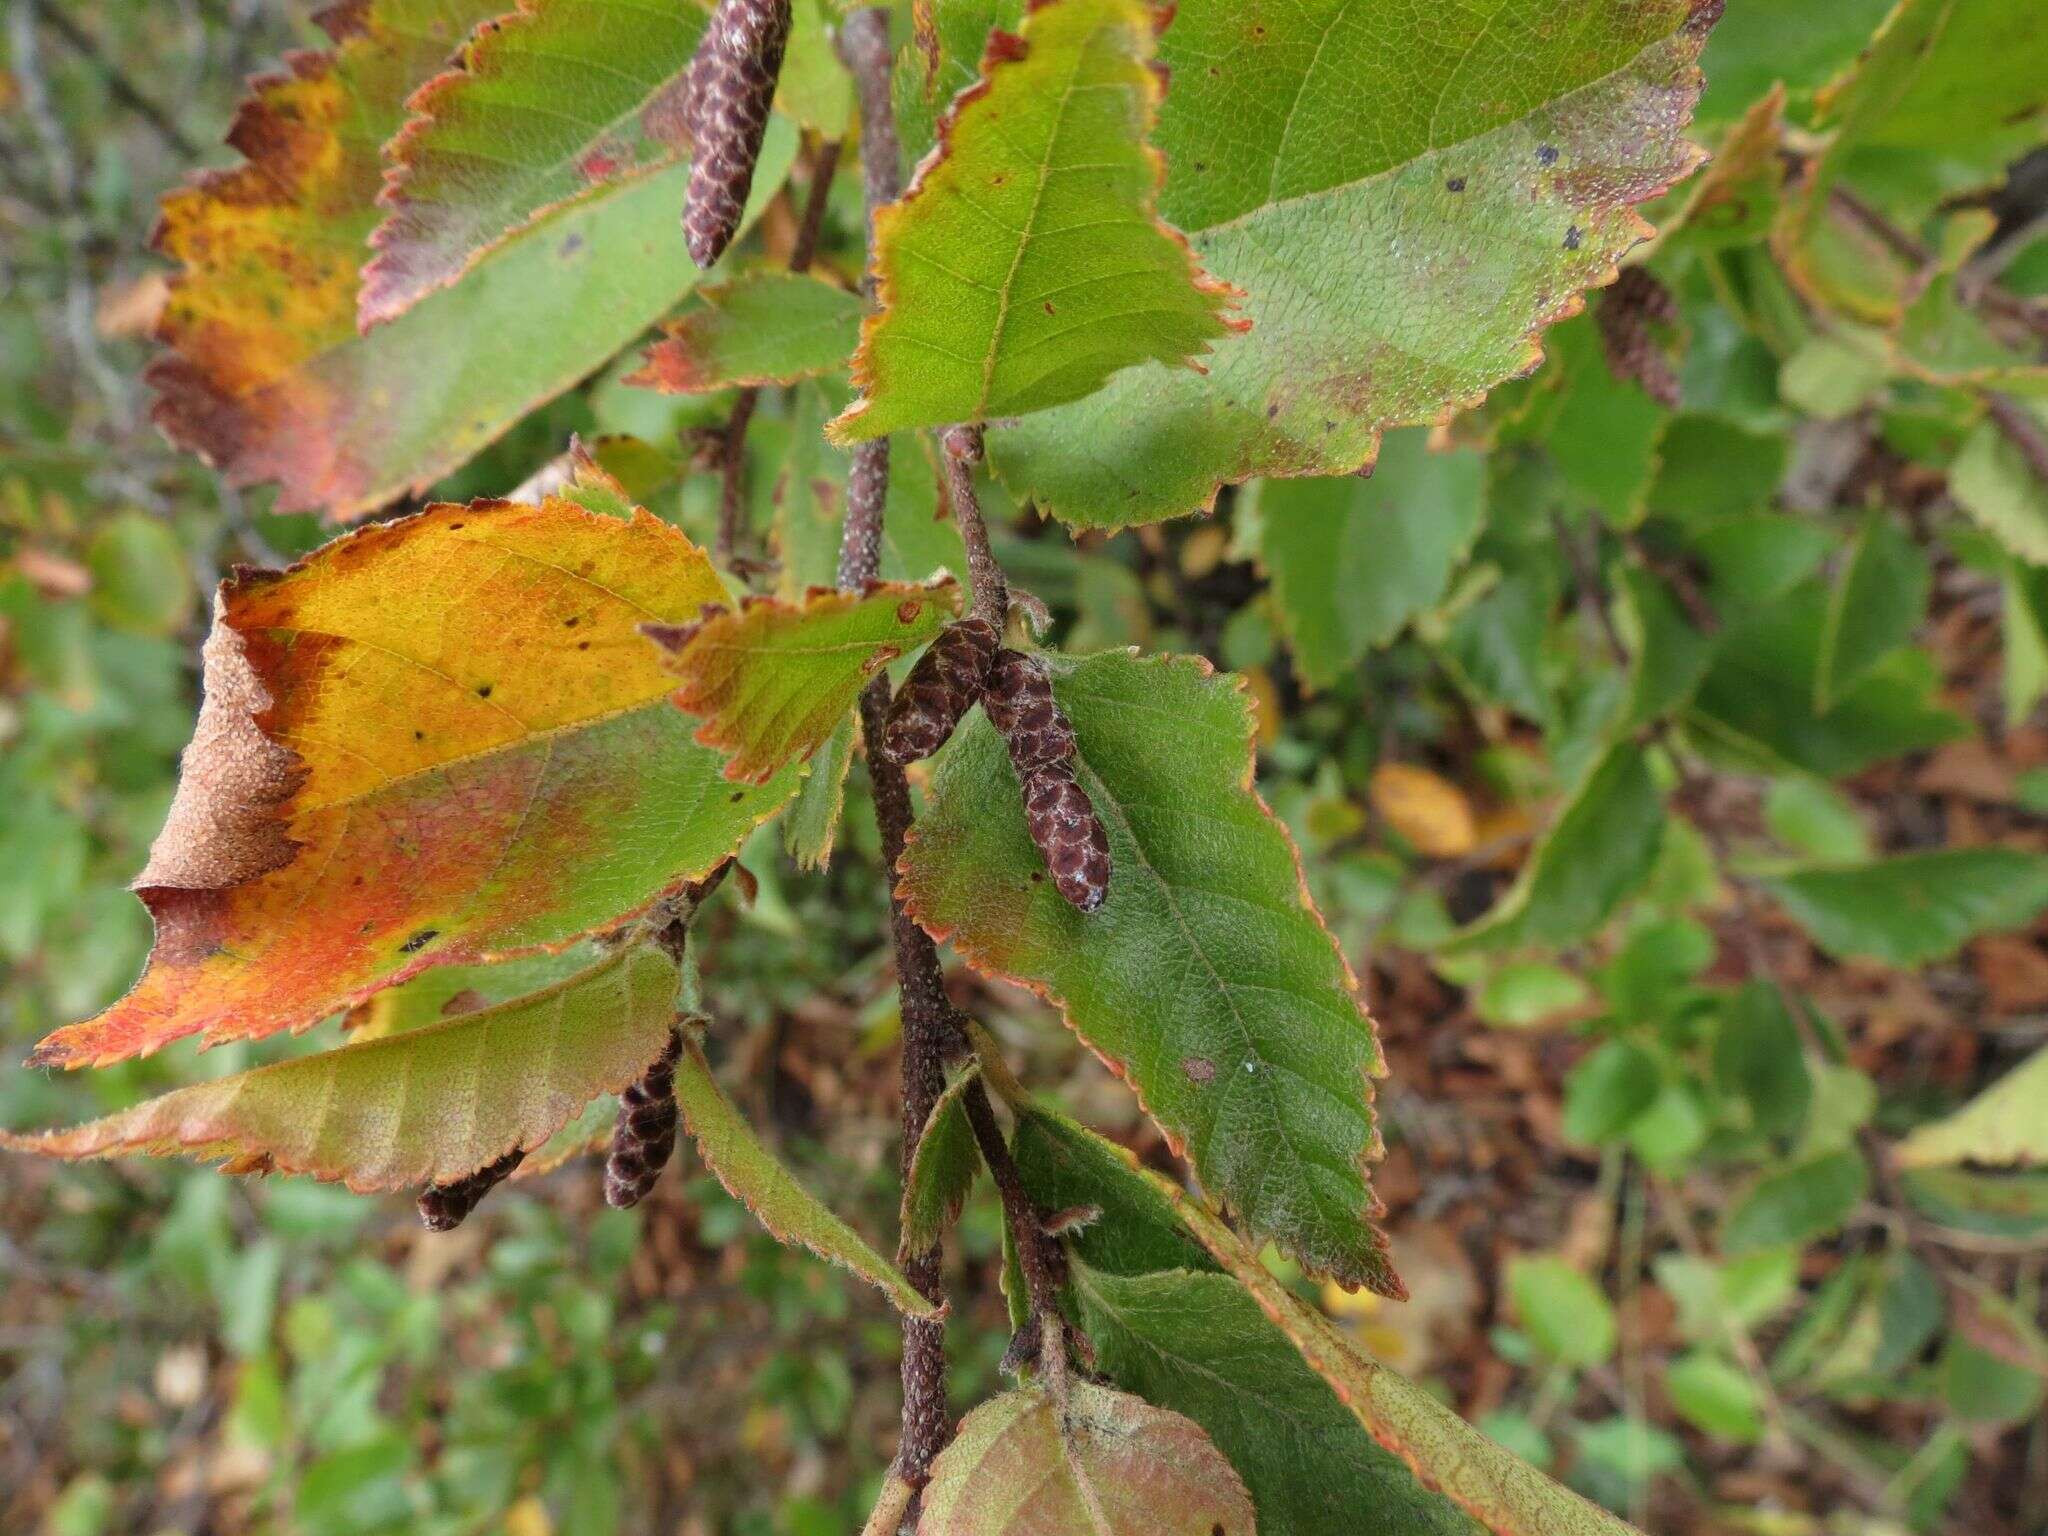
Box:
880;622;1113;914
681;0;792;267
416;1028;684;1230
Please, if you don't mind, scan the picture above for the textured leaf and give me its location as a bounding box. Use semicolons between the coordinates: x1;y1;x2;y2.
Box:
650;579;960;785
1896;1046;2048;1171
4;946;677;1190
899;650;1398;1294
774;396;969;592
670;1032;941;1317
829;0;1241;443
345;942;608;1041
1814;514;1928;711
362;0;705;325
1445;743;1664;954
1952;415;2048;566
783;710;858;870
1256;431;1486;690
149;0;793;519
31;483;798;1070
1759;849;2048;967
901;1064;983;1257
917;1381;1255;1536
988;0;1717;527
629;273;864;395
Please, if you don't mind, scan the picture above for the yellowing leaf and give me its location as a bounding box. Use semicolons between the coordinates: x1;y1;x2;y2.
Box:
917;1382;1256;1536
31;483;797;1070
651;579;960;785
1370;764;1478;859
828;0;1241;443
671;1033;942;1318
1896;1045;2048;1171
5;947;677;1190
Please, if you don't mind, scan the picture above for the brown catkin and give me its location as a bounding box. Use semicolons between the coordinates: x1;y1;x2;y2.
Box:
605;1028;684;1209
879;616;1000;765
682;0;793;268
417;1146;526;1231
981;649;1111;911
1594;268;1682;408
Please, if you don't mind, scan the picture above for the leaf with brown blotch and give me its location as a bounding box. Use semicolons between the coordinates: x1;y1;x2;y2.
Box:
649;579;960;785
917;1381;1257;1536
149;0;793;520
4;947;679;1192
670;1031;943;1319
30;474;799;1071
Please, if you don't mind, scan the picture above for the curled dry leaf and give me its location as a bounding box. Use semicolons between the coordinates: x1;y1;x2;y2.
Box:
917;1380;1256;1536
30;474;798;1070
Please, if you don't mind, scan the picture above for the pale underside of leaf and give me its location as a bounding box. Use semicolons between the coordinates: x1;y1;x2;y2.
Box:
1895;1045;2048;1171
4;947;679;1192
671;1032;943;1318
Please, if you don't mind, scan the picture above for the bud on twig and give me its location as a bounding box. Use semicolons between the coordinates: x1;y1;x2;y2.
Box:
981;650;1111;911
605;1027;684;1209
682;0;794;268
879;616;1000;765
417;1145;526;1231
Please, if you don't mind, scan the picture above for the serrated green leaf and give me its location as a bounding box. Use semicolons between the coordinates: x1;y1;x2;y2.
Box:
670;1033;941;1318
899;650;1398;1293
784;711;858;871
630;273;864;395
1814;514;1929;710
1257;431;1486;690
900;1064;983;1256
1759;849;2048;967
989;0;1715;527
3;947;678;1190
1896;1045;2048;1171
832;0;1239;442
1445;743;1664;954
1952;414;2048;566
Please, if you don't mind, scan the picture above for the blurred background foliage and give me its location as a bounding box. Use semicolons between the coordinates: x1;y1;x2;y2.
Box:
4;3;2048;1534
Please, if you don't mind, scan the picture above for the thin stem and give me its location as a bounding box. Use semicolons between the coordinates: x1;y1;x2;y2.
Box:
960;1079;1067;1385
837;7;955;1490
940;425;1008;625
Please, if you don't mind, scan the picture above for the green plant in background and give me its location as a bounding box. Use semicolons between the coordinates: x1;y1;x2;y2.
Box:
3;0;2047;1533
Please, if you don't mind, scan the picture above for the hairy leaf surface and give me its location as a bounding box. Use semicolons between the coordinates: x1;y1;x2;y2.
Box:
988;0;1717;526
671;1033;942;1318
651;579;960;784
629;273;865;395
32;486;797;1070
899;650;1397;1294
149;0;792;519
6;947;677;1190
829;0;1241;443
917;1381;1255;1536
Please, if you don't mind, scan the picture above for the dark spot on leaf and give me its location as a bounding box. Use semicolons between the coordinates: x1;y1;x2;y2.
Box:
413;729;424;741
559;232;586;258
1266;403;1279;419
896;599;923;624
578;640;591;650
1445;176;1466;192
729;790;745;803
564;616;579;627
400;928;439;954
477;683;493;698
1563;225;1581;250
1043;301;1056;315
448;522;465;530
1536;144;1558;166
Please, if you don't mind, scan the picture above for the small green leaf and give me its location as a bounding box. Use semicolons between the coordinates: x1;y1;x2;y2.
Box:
1615;566;1713;730
831;0;1239;442
1257;431;1487;689
1712;982;1812;1139
3;947;679;1190
1761;778;1870;863
1477;963;1589;1030
1896;1045;2048;1171
86;513;193;637
900;1065;983;1257
1814;515;1929;711
1952;415;2048;566
1760;849;2048;966
1723;1150;1868;1253
670;1033;941;1319
1446;743;1664;954
1665;1352;1764;1442
1938;1337;2046;1427
630;273;864;395
1563;1040;1663;1146
1508;1256;1618;1368
783;711;858;872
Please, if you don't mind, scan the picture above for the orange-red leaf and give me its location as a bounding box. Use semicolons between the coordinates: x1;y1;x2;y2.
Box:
31;482;797;1070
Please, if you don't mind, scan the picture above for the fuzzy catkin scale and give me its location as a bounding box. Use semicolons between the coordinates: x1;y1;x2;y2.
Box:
879;616;1000;765
604;1029;683;1210
417;1146;526;1231
682;0;793;268
981;649;1111;912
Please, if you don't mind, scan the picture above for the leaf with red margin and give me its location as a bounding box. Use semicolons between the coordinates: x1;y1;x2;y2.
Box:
360;0;709;327
627;272;865;395
29;473;799;1070
148;0;793;519
6;946;678;1192
649;578;960;785
985;0;1720;528
827;0;1242;444
897;648;1400;1295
